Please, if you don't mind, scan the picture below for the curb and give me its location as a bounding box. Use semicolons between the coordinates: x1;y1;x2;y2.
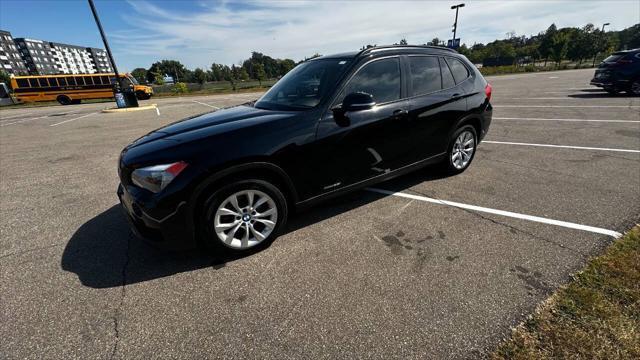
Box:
102;104;157;113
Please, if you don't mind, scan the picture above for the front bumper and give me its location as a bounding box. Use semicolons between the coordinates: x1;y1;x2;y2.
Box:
590;79;613;87
117;184;196;250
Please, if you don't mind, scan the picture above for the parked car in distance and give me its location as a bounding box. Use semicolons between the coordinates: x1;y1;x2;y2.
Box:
117;45;493;253
590;48;640;95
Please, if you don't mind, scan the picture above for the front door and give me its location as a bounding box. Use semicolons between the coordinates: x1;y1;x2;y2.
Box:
314;57;411;194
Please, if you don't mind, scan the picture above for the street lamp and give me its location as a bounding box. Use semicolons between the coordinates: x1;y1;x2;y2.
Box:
592;22;610;67
87;0;138;108
451;3;465;48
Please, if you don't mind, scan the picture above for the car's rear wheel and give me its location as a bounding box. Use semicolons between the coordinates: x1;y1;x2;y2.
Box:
445;125;477;174
202;179;288;253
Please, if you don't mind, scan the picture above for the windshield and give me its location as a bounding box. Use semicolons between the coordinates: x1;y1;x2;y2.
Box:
255;58;351;111
603;54;624;63
126;75;139;85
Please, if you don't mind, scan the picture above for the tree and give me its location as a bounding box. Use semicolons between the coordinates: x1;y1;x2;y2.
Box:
549;30;570;65
193;68;207;85
254;63;266;86
399;38;408;45
130;68;148;84
147;60;187;83
429;38;441;46
0;71;11;89
539;24;557;66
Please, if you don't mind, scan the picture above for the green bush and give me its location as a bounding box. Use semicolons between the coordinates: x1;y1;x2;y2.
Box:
172;82;188;94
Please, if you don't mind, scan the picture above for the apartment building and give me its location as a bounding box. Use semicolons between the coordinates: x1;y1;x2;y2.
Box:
0;30;28;75
2;29;114;75
14;38;59;75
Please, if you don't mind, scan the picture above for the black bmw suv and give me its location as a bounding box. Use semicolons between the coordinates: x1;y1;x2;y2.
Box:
590;48;640;95
117;45;493;252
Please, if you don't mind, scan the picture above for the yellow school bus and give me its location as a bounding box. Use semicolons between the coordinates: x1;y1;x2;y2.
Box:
10;73;153;105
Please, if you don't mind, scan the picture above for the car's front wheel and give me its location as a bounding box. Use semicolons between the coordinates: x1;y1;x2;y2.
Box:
445;125;477;174
202;179;288;253
628;79;640;96
603;87;619;95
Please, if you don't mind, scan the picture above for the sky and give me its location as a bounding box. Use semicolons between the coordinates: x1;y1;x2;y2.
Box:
0;0;638;72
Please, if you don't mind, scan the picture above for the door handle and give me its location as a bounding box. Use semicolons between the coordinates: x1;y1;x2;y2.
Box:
451;93;461;98
392;109;409;119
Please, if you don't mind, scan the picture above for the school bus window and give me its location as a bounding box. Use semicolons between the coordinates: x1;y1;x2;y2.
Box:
48;78;58;87
85;77;94;85
100;76;109;85
16;79;30;88
28;79;39;87
38;78;49;87
66;77;76;86
74;77;85;86
58;77;67;86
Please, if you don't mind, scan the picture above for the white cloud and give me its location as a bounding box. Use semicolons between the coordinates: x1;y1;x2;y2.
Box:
111;0;640;71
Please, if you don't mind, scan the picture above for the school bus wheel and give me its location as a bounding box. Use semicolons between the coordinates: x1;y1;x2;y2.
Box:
57;95;72;105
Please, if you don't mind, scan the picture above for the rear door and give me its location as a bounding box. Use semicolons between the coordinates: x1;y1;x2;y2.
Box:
404;55;469;162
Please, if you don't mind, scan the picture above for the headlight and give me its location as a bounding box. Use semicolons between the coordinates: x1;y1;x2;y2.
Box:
131;161;188;193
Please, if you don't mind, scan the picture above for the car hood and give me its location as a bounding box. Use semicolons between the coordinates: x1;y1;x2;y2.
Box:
129;105;295;146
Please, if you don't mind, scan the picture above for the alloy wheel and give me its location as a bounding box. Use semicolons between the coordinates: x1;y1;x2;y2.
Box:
632;81;640;95
451;130;475;170
214;190;278;249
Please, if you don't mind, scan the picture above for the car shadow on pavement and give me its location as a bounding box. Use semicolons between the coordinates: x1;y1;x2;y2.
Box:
61;167;453;288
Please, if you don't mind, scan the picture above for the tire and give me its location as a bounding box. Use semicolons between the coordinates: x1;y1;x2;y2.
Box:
201;179;288;254
57;95;71;105
603;87;619;95
444;125;478;175
136;91;151;100
628;79;640;96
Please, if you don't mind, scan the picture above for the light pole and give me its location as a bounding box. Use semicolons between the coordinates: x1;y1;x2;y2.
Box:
451;3;465;48
592;22;610;67
88;0;137;107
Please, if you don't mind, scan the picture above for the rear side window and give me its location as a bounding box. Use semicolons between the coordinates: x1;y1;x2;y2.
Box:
344;57;401;104
440;58;456;89
446;58;470;84
409;56;441;96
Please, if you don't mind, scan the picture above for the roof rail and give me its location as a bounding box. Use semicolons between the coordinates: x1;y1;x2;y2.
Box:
357;44;457;57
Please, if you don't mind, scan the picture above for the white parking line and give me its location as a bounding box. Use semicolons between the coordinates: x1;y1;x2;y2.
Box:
366;188;622;238
191;100;220;109
493;105;640;108
0;115;49;127
49;112;96;127
493;117;640;123
0;112;35;121
483;140;640;153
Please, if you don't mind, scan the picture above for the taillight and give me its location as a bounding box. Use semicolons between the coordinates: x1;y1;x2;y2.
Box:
485;83;492;101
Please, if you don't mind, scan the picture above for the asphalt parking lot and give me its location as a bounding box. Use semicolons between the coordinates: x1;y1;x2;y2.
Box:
1;68;639;359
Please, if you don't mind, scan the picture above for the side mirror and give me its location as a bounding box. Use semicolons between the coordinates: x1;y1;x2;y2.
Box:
342;92;375;112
